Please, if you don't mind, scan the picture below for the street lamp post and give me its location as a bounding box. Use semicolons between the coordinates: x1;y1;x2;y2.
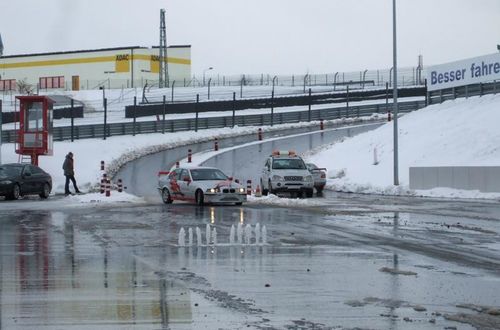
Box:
203;67;213;86
392;0;399;186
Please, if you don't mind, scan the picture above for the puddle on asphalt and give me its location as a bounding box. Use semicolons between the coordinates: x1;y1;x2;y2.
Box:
2;206;500;329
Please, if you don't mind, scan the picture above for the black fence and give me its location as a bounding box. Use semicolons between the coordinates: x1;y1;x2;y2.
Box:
1;100;426;143
0;106;84;124
126;86;426;118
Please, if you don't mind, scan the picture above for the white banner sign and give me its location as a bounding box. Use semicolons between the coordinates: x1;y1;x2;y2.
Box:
426;53;500;91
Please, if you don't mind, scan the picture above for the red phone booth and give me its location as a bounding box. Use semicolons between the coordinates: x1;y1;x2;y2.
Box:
15;96;54;166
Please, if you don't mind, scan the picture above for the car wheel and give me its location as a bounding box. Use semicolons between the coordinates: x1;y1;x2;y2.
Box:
195;189;204;206
261;179;268;196
235;202;243;206
316;187;323;194
267;180;276;195
8;184;20;200
161;188;173;204
39;183;51;199
306;189;314;198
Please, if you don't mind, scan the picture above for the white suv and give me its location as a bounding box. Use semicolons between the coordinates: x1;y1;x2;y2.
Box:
260;151;314;198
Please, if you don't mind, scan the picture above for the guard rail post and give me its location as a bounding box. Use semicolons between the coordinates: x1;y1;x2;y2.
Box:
232;92;236;128
308;88;312;122
133;96;137;136
214;138;219;151
70;99;74;142
346;85;350;118
195;94;199;132
424;79;429;106
387;83;391;121
103;98;107;140
271;89;274;127
162;95;166;134
188;149;192;163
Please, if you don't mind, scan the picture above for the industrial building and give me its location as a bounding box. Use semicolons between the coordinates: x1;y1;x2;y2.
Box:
0;45;191;91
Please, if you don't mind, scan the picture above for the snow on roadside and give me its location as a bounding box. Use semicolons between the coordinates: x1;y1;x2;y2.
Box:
306;94;500;200
1;114;383;196
247;194;325;207
63;192;146;204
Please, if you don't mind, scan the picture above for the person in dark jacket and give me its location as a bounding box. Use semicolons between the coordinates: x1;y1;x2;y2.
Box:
63;152;81;195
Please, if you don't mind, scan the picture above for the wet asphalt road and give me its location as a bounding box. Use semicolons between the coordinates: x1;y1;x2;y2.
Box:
117;122;381;199
1;124;500;329
1;194;500;329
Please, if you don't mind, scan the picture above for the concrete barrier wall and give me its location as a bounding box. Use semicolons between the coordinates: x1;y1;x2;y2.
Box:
409;166;500;193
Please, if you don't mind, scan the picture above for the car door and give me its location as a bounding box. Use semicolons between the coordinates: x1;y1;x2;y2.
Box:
29;165;45;193
168;169;183;198
20;165;36;194
178;169;194;200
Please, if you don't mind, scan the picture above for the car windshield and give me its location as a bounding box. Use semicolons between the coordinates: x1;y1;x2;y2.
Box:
272;158;306;170
190;169;228;181
0;166;22;178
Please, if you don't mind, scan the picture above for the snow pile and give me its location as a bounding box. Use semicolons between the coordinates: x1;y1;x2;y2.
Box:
63;192;146;204
306;94;500;199
247;194;325;207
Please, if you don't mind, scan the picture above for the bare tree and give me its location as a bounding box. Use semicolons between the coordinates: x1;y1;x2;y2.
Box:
17;79;34;95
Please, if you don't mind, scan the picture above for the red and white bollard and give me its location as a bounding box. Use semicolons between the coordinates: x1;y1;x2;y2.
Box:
100;173;107;194
320;119;324;130
117;179;123;193
106;179;111;197
100;160;105;171
176;161;180;168
188;149;192;163
258;128;263;141
214;138;219;151
246;180;252;195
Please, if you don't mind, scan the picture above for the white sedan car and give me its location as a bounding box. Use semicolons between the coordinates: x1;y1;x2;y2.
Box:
158;166;247;205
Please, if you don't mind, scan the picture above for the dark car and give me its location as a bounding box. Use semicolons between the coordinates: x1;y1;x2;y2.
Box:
0;163;52;200
306;163;327;194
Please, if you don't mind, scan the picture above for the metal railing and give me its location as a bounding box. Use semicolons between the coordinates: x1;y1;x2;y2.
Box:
427;80;499;104
2;99;426;143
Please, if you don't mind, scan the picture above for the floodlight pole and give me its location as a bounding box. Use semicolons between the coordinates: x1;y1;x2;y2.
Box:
392;0;399;185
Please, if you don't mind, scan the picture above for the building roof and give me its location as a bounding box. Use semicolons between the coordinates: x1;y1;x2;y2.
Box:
0;45;191;59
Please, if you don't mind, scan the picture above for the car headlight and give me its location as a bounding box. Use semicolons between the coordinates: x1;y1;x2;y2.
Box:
272;175;283;181
207;188;219;193
0;180;12;185
239;187;245;193
304;175;313;182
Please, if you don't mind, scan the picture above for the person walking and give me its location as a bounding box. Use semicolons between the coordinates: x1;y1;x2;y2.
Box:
63;152;81;195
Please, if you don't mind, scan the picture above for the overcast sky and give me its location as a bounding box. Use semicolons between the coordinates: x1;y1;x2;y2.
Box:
1;0;499;75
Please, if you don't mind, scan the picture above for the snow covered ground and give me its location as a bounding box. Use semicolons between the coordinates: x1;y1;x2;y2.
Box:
1;118;371;197
306;94;500;200
3;92;498;204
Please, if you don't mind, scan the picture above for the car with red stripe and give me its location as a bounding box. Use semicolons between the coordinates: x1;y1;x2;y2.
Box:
158;166;247;205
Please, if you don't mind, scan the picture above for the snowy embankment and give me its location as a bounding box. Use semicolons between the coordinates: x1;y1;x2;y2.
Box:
1;115;379;198
306;94;500;199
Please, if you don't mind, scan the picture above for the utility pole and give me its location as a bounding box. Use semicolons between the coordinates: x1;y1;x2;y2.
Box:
392;0;399;186
159;9;169;88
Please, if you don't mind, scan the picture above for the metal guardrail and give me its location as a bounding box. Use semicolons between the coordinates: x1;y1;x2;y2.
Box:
428;80;499;104
2;100;426;143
